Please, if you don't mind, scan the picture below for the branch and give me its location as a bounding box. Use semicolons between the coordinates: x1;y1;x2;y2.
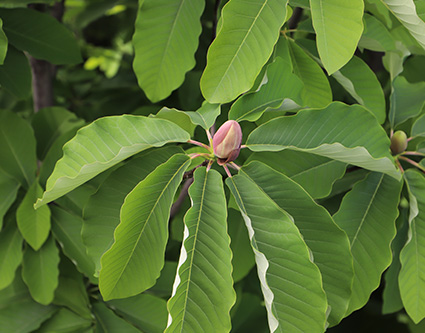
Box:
169;178;193;221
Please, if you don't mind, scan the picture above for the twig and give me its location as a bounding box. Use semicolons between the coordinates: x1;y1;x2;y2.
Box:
183;160;209;179
399;156;425;173
169;178;193;221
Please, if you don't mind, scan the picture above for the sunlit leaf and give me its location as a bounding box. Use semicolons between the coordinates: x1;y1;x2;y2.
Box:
310;0;364;74
246;102;400;180
166;168;235;332
333;172;402;314
201;0;288;103
35;115;190;208
99;154;190;300
240;161;353;325
226;174;328;332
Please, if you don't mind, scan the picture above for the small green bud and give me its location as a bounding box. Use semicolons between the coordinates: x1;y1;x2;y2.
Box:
390;130;408;155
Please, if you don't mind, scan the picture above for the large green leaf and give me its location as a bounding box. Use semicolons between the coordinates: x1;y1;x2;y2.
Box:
389;76;425;128
246;102;400;180
200;0;288;103
82;146;181;275
0;18;7;64
0;8;82;64
108;294;168;332
332;56;386;124
399;169;425;323
0;220;23;291
0;272;56;333
226;175;327;332
333;172;402;314
0;168;19;231
229;56;304;122
310;0;364;74
287;39;332;108
0;46;31;99
99;154;190;300
132;0;204;102
21;236;60;305
240;161;353;325
51;206;96;281
16;181;51;251
166;168;235;332
93;302;140;333
35;115;190;208
0;110;36;188
382;0;425;50
360;13;396;51
247;150;347;199
38;308;92;333
412;114;425;137
31;107;85;160
154;108;196;137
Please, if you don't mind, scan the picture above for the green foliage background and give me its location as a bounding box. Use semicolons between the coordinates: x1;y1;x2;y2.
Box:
0;0;425;332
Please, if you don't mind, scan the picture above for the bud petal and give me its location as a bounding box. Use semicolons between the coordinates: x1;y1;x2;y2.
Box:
390;130;408;155
213;120;242;163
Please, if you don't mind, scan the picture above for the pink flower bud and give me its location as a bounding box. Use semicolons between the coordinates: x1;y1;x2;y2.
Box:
213;120;242;165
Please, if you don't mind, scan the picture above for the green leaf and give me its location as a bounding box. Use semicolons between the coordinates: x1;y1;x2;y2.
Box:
21;236;59;305
51;206;96;281
0;273;56;333
310;0;364;74
382;209;409;314
240;161;353;325
389;76;425;128
0;45;31;99
228;209;255;282
382;0;425;51
0;110;36;188
399;169;425;323
82;147;182;275
132;0;205;102
93;302;140;333
99;154;190;301
332;56;386;124
200;0;289;103
0;18;7;64
246;102;400;180
32;107;85;160
154;108;196;137
185;102;221;131
0;168;19;231
226;174;327;332
412;114;425;137
247;150;347;199
17;181;51;250
359;13;396;52
288;39;332;108
333;172;402;314
166;168;235;332
35;115;190;208
0;220;23;290
108;294;168;332
0;8;82;64
229;56;304;122
38;308;92;333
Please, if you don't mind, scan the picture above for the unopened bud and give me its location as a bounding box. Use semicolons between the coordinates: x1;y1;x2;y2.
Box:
213;120;242;165
390;130;408;155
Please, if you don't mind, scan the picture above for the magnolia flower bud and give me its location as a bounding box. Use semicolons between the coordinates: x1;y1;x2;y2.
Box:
390;130;408;155
213;120;242;165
